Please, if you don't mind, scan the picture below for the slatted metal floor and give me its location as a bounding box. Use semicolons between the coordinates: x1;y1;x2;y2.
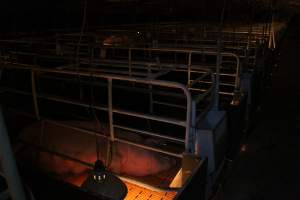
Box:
124;181;177;200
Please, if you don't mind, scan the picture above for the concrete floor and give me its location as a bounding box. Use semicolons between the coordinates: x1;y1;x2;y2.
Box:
216;16;300;200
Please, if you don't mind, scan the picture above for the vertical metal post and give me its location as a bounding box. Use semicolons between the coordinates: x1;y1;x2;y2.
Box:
268;23;272;48
190;101;197;154
187;52;192;87
247;24;253;54
108;78;114;141
213;0;226;111
244;24;253;73
0;106;26;200
31;70;40;120
106;78;115;166
213;44;221;111
183;88;192;154
235;56;241;92
272;24;275;49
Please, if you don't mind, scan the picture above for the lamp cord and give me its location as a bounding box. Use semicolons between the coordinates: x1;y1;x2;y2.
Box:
76;0;88;65
90;76;113;168
90;75;100;162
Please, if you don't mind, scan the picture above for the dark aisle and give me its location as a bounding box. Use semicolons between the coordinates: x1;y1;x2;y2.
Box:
217;16;300;200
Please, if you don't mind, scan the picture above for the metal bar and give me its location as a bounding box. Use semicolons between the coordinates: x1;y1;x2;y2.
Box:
34;74;186;99
90;59;223;74
81;48;240;94
2;84;187;106
9;78;190;153
114;124;185;144
8;41;237;58
2;63;193;152
98;46;240;58
98;62;236;79
152;100;187;110
43;120;183;158
114;138;183;158
213;45;221;111
113;108;186;127
69;66;150;78
0;106;26;200
44;119;107;139
189;88;234;96
6;49;240;78
190;101;197;153
2;88;109;112
234;53;241;92
1;87;192;147
190;80;235;87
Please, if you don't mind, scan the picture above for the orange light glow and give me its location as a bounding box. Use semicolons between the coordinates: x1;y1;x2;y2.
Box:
64;173;177;200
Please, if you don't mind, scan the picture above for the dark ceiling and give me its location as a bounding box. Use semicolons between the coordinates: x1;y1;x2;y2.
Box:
0;0;292;32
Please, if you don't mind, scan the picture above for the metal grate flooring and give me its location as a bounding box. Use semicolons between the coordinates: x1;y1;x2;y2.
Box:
124;181;177;200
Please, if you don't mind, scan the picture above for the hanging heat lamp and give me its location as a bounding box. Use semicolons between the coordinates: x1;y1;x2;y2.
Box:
81;160;128;200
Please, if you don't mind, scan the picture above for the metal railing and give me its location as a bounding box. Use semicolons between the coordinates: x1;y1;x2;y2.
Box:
0;62;216;156
0;43;238;97
0;28;244;111
0;61;215;192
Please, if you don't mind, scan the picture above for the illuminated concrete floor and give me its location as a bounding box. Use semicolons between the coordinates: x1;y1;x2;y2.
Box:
216;16;300;200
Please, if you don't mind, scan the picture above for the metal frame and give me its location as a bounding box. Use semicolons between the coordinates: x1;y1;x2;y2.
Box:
0;20;285;200
0;44;240;97
0;61;215;196
1;62;216;156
